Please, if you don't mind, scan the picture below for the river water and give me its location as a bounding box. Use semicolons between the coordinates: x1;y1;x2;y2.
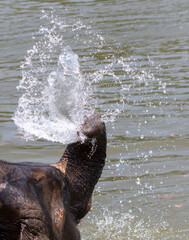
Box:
0;0;189;239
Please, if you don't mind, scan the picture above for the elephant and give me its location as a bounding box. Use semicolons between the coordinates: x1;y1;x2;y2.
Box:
0;114;107;240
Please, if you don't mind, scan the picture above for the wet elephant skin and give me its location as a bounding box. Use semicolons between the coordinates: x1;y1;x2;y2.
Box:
0;115;107;240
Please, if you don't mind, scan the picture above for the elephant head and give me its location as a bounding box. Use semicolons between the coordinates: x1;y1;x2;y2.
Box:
0;114;107;240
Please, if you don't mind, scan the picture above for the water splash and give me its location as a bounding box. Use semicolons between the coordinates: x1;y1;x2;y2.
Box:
12;10;120;143
13;10;167;144
14;46;85;143
79;207;169;240
13;11;90;143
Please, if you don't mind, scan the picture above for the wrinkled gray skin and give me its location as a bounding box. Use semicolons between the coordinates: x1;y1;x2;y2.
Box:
0;115;106;240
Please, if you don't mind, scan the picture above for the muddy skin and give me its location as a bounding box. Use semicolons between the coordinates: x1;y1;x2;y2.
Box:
0;115;106;240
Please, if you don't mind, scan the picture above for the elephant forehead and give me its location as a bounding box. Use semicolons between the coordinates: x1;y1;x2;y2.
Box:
0;182;41;211
20;207;43;219
31;169;47;181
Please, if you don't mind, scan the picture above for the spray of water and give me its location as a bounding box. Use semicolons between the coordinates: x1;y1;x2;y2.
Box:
13;9;167;145
13;10;124;143
79;207;169;240
13;11;91;143
15;46;87;143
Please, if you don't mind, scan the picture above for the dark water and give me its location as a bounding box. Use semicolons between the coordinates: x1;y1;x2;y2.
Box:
0;0;189;239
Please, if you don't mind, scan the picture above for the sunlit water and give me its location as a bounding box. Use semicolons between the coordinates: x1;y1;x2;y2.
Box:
0;0;189;239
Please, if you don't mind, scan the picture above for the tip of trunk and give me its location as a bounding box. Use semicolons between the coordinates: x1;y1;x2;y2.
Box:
81;114;105;139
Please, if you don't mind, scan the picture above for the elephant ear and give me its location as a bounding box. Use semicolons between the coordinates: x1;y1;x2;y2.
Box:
50;181;66;237
36;172;68;239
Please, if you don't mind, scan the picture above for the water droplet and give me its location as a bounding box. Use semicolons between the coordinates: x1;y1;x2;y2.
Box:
136;177;141;185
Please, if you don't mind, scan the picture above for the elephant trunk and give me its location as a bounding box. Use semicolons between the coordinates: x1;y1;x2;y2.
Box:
54;114;107;223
